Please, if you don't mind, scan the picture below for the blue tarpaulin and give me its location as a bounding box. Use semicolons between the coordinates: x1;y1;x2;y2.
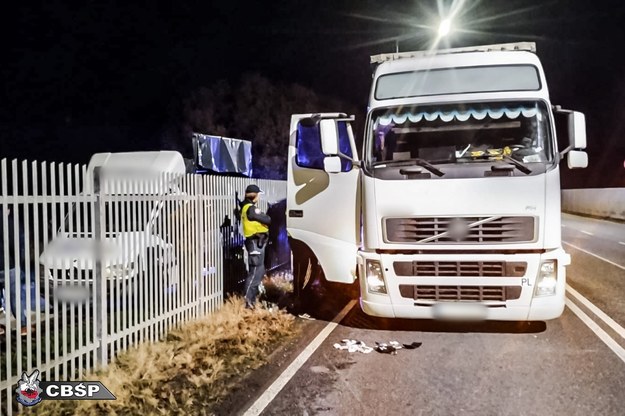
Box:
193;133;253;176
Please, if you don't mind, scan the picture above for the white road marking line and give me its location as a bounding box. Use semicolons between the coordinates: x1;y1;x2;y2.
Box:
242;299;357;416
566;298;625;364
581;230;594;236
562;241;625;271
619;242;625;246
566;284;625;341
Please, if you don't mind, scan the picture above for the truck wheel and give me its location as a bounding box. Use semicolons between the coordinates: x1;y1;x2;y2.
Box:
290;241;326;312
290;252;310;314
291;243;319;294
293;254;313;296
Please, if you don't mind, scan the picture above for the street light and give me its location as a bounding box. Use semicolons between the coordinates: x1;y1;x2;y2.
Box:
393;16;455;53
438;18;452;37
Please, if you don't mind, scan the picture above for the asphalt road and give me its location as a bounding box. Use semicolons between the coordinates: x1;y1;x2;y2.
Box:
236;213;625;416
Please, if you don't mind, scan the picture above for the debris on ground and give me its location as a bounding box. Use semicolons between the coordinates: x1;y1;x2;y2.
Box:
333;339;373;354
375;341;423;355
298;313;315;320
334;339;422;355
374;342;398;355
402;341;423;350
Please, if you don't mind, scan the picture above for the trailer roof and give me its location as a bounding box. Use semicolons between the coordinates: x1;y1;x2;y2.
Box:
370;42;536;65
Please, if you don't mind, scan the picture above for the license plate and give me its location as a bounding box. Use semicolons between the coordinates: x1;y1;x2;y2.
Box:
432;303;488;321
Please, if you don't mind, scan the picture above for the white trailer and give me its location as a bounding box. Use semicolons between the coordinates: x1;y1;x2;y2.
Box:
287;42;588;321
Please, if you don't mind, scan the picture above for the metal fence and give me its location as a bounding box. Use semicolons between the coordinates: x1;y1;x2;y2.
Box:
0;158;286;414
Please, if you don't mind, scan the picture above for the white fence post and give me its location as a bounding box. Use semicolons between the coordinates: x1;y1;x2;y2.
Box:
196;175;204;318
93;167;108;367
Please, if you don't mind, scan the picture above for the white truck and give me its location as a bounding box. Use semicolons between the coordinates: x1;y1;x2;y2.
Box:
287;42;588;321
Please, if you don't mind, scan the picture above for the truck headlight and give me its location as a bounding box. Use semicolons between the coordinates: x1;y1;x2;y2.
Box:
534;260;557;297
366;260;387;295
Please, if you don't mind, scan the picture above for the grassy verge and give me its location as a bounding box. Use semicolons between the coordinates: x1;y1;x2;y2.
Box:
26;295;297;415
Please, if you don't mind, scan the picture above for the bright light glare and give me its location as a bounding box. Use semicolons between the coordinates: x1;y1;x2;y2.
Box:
438;18;452;37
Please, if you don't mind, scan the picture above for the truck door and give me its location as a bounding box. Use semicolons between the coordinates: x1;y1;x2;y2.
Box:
287;113;360;284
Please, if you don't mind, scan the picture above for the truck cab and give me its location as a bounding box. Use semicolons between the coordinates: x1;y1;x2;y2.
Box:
287;42;588;321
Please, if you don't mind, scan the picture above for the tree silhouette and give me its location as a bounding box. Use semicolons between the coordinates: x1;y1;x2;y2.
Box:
162;73;362;179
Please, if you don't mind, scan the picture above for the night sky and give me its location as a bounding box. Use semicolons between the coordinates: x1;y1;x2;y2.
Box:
2;0;625;188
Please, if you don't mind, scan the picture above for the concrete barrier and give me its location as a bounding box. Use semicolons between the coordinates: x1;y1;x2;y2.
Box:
561;188;625;221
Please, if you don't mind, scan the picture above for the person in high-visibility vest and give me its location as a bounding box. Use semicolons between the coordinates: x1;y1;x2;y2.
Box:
240;184;271;309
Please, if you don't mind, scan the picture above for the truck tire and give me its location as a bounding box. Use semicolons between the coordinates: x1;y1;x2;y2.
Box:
288;240;326;313
291;243;318;295
292;255;312;295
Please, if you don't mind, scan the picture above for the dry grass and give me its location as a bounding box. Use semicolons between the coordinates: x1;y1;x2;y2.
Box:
27;296;296;416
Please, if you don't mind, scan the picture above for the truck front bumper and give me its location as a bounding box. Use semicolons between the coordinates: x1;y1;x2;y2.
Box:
358;249;569;321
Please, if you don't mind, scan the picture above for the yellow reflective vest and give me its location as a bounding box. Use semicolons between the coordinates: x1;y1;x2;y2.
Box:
241;203;269;238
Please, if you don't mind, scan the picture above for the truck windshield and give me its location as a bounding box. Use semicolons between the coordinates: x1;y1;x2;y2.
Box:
367;101;553;169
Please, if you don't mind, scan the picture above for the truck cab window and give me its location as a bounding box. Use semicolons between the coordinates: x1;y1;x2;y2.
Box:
297;121;353;171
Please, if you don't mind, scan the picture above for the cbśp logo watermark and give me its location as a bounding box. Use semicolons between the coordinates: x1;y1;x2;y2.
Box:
15;370;43;407
15;369;116;408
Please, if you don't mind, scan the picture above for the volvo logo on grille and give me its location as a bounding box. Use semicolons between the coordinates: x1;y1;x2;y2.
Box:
447;218;470;241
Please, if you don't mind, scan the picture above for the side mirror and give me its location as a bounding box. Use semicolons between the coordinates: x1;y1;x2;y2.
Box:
556;108;587;157
319;119;339;155
567;150;588;169
568;111;586;150
323;156;342;173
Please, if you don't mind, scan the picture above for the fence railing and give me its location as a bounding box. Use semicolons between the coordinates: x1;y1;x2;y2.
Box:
0;158;286;414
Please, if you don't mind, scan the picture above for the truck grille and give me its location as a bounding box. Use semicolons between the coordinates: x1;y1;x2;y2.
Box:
399;285;522;302
384;216;535;244
393;261;527;277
